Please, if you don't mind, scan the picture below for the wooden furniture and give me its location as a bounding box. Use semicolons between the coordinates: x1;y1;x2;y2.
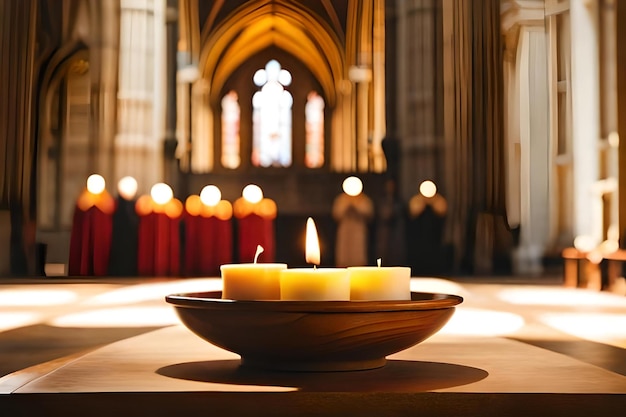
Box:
562;247;624;291
1;324;624;416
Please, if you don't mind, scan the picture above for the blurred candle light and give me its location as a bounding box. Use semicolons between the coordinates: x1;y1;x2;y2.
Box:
200;185;221;207
333;176;374;267
234;184;277;263
151;183;174;205
242;184;263;204
419;180;437;198
342;176;363;197
87;174;106;194
68;174;114;276
184;184;233;276
136;182;183;276
118;176;138;200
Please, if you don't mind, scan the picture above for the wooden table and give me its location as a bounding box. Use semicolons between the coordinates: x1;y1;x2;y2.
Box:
1;324;625;416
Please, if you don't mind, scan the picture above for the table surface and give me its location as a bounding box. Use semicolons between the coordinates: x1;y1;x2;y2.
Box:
2;323;625;416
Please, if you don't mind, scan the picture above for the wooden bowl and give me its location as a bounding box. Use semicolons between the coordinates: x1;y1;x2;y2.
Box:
166;291;462;372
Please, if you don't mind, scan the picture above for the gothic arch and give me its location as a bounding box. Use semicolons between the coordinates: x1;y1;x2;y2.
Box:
199;2;345;107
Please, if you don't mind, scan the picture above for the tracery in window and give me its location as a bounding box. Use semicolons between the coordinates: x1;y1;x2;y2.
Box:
304;91;325;168
251;60;293;167
221;90;241;169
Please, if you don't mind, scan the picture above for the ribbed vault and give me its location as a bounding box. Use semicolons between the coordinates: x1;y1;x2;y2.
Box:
199;1;345;106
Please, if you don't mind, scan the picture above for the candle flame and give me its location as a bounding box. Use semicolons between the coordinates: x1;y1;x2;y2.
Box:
118;176;137;200
151;183;174;205
305;217;320;265
377;258;381;268
86;174;106;195
254;245;264;264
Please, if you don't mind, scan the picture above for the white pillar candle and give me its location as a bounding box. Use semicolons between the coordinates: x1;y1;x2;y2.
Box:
280;268;350;301
348;262;411;301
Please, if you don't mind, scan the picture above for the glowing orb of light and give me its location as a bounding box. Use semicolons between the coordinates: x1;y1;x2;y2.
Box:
200;185;222;207
151;183;174;205
573;235;597;253
342;176;363;197
608;131;619;148
118;176;138;200
419;180;437;198
86;174;106;194
242;184;263;204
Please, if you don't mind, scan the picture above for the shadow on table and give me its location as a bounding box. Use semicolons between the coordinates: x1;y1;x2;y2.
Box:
157;359;488;392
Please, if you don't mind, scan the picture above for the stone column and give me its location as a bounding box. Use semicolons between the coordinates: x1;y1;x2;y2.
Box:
163;0;179;188
0;1;38;275
502;1;562;274
570;0;601;243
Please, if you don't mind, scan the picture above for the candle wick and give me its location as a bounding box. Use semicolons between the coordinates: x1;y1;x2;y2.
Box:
254;245;264;264
377;258;382;268
313;264;317;271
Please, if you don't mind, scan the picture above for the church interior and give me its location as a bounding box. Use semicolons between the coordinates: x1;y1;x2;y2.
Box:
1;0;626;415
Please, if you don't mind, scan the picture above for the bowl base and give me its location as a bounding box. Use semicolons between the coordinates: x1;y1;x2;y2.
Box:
241;357;387;372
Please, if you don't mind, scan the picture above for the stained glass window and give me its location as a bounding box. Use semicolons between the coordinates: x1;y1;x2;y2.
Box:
251;60;293;167
221;90;241;169
305;91;325;168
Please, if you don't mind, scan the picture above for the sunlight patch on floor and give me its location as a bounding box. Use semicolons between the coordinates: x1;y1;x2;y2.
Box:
439;307;525;337
0;289;78;307
495;287;626;308
48;306;180;328
83;279;222;306
0;312;40;332
539;312;626;349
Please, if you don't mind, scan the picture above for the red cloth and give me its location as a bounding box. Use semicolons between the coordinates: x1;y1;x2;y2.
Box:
237;213;274;263
183;213;232;276
137;211;181;276
212;217;232;270
68;205;113;276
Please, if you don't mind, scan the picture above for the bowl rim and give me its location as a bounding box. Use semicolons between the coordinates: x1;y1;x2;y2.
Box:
165;291;463;313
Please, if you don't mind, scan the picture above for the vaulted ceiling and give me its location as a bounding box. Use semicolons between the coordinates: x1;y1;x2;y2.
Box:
195;0;357;106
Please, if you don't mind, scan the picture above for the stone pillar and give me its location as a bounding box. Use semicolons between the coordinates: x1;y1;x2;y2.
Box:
163;0;179;188
115;0;167;195
502;0;551;274
617;1;626;242
90;3;120;187
570;0;601;243
0;1;38;275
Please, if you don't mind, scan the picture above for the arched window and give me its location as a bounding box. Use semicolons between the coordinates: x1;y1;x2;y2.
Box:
221;90;241;169
305;91;325;168
251;60;293;167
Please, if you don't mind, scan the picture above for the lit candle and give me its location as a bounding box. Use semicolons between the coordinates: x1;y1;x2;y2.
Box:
234;184;277;263
136;183;183;276
184;185;233;276
348;259;411;301
68;174;114;276
221;245;287;300
279;218;350;301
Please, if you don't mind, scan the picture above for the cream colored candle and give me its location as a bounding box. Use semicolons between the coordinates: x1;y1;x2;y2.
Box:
220;246;287;300
280;268;350;301
279;217;350;301
348;261;411;301
221;263;287;300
